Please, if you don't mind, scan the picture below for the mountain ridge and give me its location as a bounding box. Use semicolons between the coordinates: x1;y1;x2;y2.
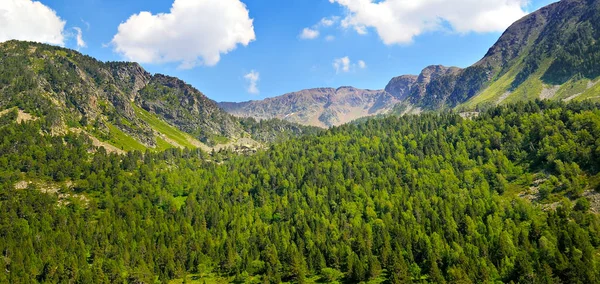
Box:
221;0;600;126
219;86;403;128
0;40;319;151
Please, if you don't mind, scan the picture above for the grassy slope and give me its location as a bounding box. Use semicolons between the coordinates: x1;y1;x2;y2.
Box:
555;79;591;100
505;73;546;104
104;123;147;152
577;80;600;101
464;63;522;108
2;104;206;153
155;137;173;152
86;105;207;153
133;104;203;149
462;58;554;109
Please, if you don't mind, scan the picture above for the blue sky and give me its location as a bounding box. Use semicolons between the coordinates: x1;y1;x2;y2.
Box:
2;0;557;102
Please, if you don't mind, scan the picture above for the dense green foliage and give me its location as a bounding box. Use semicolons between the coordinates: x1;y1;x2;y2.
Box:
1;101;600;283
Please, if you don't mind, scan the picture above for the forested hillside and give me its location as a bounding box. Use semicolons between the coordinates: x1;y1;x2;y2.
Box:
0;40;318;150
1;101;599;283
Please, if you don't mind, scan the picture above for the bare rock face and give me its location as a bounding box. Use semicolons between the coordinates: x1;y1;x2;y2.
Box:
108;62;152;101
385;65;462;104
138;74;244;144
417;65;462;85
385;75;417;100
220;87;399;128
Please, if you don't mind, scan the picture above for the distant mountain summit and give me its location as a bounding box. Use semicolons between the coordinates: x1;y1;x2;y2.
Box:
220;87;402;128
221;0;600;126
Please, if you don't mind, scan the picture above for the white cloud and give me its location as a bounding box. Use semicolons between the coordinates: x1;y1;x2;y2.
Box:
244;70;260;94
112;0;255;69
0;0;66;45
353;25;368;35
73;27;86;48
358;60;366;69
299;16;340;40
319;16;339;27
299;28;320;40
333;57;367;73
81;18;90;30
325;35;336;42
329;0;529;45
333;57;351;74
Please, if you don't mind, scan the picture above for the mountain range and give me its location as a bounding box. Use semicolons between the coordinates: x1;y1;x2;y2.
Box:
220;0;600;127
0;41;318;152
2;1;600;282
1;0;599;146
220;87;403;128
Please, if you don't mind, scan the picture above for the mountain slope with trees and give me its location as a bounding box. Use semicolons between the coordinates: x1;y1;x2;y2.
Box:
0;40;318;150
384;0;600;110
1;100;599;283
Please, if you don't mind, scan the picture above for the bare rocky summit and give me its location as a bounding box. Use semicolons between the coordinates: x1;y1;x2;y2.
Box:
220;87;399;128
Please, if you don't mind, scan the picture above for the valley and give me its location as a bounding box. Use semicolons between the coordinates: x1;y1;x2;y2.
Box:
1;0;600;283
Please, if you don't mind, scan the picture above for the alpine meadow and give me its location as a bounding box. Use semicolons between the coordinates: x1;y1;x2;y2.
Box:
1;0;600;283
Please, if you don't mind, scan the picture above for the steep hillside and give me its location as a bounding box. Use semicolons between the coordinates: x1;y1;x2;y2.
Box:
220;87;399;128
386;0;600;110
0;40;317;150
385;65;463;107
456;0;599;108
2;100;600;283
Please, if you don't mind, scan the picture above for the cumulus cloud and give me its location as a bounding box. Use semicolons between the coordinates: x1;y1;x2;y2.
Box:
329;0;529;44
320;16;339;27
333;57;351;73
0;0;66;45
73;27;86;48
244;70;260;94
299;28;320;40
333;57;367;73
299;16;340;40
358;60;366;69
112;0;255;69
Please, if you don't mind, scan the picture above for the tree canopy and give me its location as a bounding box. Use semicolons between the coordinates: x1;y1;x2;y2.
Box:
1;100;600;283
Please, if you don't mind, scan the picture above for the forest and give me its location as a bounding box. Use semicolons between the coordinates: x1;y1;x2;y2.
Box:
1;100;600;283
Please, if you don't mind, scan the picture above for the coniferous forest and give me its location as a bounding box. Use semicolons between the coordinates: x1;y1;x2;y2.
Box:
1;100;600;283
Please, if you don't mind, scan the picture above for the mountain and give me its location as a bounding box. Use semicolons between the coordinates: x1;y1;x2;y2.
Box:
221;0;600;126
388;0;600;110
220;86;405;128
385;65;463;105
0;40;318;152
219;65;464;128
463;0;600;107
